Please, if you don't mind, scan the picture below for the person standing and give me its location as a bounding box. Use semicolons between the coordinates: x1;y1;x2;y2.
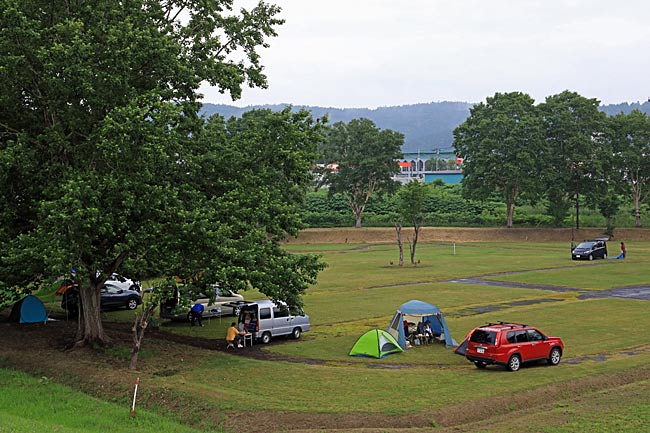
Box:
189;303;204;327
620;242;627;259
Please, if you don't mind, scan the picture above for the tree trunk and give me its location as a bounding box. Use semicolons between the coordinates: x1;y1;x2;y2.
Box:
506;186;519;228
394;223;404;267
130;307;154;370
410;222;421;265
76;283;110;345
506;202;515;228
634;187;642;227
354;211;363;228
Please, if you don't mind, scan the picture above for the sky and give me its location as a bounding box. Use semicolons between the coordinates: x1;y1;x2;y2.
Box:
199;0;650;109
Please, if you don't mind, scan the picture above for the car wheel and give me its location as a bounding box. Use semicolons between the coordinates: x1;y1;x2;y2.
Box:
474;361;487;369
127;298;139;310
548;347;562;366
261;332;272;344
588;254;593;261
232;306;241;316
507;354;521;371
291;327;301;339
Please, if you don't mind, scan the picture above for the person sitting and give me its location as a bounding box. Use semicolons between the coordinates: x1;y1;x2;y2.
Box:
189;303;204;327
226;322;244;348
422;320;434;343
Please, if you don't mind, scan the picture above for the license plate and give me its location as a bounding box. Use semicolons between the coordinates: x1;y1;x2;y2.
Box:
477;347;485;354
575;255;581;258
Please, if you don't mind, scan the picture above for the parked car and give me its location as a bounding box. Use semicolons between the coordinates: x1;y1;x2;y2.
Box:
105;273;142;292
463;322;564;371
159;284;245;321
237;300;310;344
100;282;142;310
571;238;608;260
60;281;142;315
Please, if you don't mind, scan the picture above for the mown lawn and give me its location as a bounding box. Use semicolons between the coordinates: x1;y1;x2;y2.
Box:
4;240;650;432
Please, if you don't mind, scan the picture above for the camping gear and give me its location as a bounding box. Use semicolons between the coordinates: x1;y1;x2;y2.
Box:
387;300;457;349
9;295;48;324
349;328;404;358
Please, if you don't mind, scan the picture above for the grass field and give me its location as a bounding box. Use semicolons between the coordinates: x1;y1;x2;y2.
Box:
1;239;649;432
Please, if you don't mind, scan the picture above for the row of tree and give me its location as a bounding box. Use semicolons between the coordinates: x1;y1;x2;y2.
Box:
453;91;650;229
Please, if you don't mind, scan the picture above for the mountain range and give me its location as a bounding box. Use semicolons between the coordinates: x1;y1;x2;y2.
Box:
200;101;650;153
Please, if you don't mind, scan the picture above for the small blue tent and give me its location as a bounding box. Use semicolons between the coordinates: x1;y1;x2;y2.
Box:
10;295;48;324
387;300;457;349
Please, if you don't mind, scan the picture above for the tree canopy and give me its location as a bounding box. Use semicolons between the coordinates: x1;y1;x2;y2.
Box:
320;118;403;228
0;0;325;344
538;91;608;227
453;92;544;228
607;109;650;227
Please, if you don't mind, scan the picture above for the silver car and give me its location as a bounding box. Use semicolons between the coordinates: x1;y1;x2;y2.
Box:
160;284;244;320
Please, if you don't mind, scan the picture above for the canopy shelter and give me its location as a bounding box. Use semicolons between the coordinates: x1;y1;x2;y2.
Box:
349;328;403;359
387;300;457;349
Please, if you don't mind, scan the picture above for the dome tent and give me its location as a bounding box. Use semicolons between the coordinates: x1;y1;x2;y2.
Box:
349;328;404;359
387;300;457;349
10;295;48;324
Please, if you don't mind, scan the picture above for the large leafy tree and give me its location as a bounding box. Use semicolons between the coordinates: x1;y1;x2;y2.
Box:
453;92;544;228
607;110;650;227
538;91;608;227
320;118;403;228
0;1;326;345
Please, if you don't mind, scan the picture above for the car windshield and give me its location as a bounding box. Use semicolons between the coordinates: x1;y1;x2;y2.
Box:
470;329;497;345
576;242;595;249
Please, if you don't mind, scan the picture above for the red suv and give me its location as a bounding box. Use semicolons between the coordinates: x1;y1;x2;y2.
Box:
462;322;564;371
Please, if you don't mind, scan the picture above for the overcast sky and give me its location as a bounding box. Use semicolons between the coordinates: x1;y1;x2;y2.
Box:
199;0;650;108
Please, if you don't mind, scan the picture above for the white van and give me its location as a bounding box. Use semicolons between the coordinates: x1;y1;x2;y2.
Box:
237;300;310;344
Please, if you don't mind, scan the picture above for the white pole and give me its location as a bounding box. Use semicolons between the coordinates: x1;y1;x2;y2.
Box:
131;377;140;416
453;242;456;256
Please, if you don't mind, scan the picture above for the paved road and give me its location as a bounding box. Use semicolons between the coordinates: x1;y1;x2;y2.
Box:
448;277;650;300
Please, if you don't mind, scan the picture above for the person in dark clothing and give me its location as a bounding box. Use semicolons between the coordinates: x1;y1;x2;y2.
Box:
620;242;627;259
189;303;205;326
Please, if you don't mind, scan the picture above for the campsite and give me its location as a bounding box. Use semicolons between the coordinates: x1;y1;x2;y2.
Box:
1;231;650;432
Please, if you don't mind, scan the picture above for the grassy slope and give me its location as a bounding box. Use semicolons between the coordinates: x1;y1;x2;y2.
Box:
2;239;650;432
0;368;214;433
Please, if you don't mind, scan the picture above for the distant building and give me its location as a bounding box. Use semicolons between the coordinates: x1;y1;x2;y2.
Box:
396;148;463;185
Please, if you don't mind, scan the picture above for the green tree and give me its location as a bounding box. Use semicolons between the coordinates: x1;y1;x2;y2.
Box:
0;1;327;346
538;91;608;227
453;92;544;228
607;110;650;227
320;118;403;228
395;181;430;265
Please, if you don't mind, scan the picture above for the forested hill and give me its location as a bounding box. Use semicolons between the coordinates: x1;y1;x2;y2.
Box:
201;100;650;153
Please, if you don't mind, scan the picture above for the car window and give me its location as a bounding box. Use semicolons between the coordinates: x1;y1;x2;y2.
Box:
273;306;289;318
526;329;544;341
260;307;272;320
576;242;594;249
470;329;496;345
103;284;120;294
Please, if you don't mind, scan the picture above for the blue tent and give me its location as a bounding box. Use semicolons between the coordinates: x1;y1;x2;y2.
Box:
387;300;457;349
10;295;48;324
